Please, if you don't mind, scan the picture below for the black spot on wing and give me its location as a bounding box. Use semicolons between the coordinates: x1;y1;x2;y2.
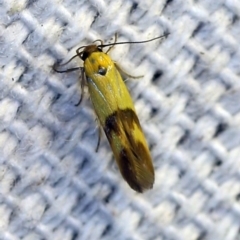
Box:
104;112;121;140
98;66;107;75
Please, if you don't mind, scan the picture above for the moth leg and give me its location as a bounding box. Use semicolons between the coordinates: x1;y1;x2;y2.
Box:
53;54;80;73
114;63;143;80
95;119;102;152
53;65;81;73
75;68;86;106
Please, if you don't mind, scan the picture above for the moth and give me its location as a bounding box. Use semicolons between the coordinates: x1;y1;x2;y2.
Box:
54;34;168;192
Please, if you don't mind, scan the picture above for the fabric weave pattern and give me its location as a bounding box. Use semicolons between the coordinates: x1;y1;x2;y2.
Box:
0;0;240;240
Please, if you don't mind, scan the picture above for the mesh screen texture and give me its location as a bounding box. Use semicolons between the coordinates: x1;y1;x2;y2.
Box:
1;0;240;240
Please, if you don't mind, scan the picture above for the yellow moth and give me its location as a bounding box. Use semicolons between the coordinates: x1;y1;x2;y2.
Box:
54;34;168;192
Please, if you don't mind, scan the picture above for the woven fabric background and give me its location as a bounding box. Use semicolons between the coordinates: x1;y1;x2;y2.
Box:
1;0;240;239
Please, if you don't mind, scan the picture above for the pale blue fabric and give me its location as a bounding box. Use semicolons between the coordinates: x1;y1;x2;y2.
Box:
0;1;240;240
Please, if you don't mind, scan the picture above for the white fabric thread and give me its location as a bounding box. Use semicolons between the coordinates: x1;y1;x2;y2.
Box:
0;0;240;239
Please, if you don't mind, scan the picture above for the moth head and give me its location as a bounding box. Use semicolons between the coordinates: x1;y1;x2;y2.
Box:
77;44;103;61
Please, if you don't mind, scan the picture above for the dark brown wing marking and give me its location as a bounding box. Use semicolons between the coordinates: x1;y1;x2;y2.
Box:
119;148;143;192
119;143;154;192
119;108;141;129
104;113;121;140
104;108;141;140
104;108;154;192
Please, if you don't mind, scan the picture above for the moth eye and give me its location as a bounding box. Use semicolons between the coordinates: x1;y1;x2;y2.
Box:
98;66;107;76
80;52;88;60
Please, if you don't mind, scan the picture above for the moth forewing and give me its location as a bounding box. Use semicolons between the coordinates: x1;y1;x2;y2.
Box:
83;48;154;192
